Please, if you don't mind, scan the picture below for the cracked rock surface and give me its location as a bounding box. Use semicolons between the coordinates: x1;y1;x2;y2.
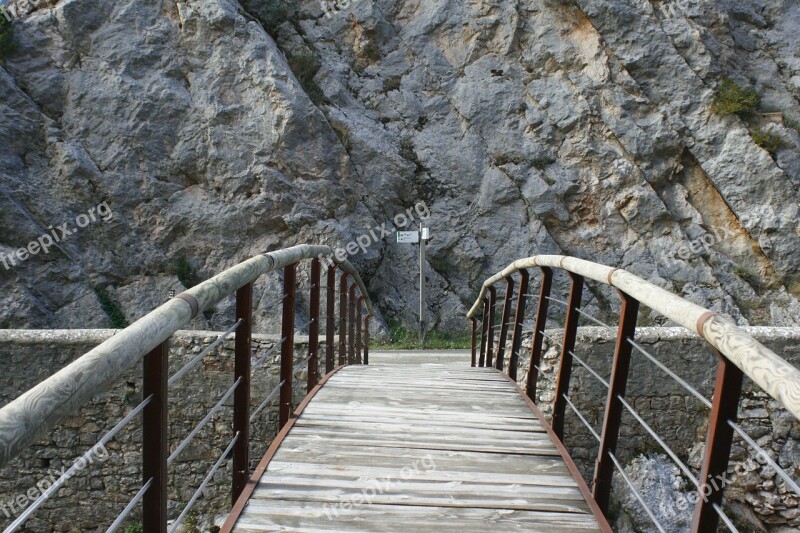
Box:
1;0;799;332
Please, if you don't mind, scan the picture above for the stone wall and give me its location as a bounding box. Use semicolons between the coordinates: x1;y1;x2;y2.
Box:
0;330;332;532
513;326;800;531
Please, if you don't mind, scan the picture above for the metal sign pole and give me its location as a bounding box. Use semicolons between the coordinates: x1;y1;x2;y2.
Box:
396;225;430;346
419;224;426;344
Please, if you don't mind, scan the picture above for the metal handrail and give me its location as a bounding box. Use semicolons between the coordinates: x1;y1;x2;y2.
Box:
467;255;800;421
468;254;800;532
0;244;374;469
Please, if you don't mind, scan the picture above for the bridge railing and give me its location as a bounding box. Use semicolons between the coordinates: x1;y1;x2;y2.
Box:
0;244;374;532
468;255;800;533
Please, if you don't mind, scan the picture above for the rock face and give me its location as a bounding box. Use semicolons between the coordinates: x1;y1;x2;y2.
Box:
612;454;694;533
1;0;799;332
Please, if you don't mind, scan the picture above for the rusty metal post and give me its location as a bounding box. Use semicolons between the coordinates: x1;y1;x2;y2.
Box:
479;299;489;367
364;316;371;365
308;259;321;392
348;284;357;365
526;267;553;400
485;286;497;368
356;296;364;364
495;277;515;372
326;266;336;373
279;263;297;428
508;269;529;381
338;273;349;366
691;351;744;532
551;272;585;440
142;339;169;533
592;290;639;514
470;318;479;367
232;283;252;503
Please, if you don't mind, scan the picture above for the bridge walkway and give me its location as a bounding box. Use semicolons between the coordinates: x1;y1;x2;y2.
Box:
224;353;608;532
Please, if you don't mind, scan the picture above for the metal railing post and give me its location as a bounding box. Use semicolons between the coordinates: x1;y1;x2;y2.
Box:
470;318;479;367
326;265;336;373
338;273;349;366
691;351;744;532
232;283;252;503
479;298;489;367
279;263;297;428
308;259;321;392
526;267;552;400
348;285;357;365
364;316;371;365
509;269;529;381
485;286;497;368
551;272;584;439
142;339;169;533
592;290;639;514
356;296;364;364
495;277;515;372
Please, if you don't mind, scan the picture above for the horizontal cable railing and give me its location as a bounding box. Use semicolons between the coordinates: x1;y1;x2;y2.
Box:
0;244;374;532
467;255;800;533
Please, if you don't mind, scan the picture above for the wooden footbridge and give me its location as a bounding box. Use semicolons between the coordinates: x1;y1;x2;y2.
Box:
1;245;799;532
225;360;606;532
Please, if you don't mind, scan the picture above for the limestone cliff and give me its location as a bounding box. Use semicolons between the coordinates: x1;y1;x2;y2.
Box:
1;0;799;333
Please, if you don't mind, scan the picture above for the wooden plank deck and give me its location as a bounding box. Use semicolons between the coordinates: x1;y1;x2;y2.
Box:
226;361;609;532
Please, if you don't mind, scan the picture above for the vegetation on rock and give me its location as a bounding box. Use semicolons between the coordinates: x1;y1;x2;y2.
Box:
751;128;781;155
286;52;326;106
94;285;129;329
711;79;761;116
177;257;201;289
379;318;471;350
257;0;291;37
0;17;15;59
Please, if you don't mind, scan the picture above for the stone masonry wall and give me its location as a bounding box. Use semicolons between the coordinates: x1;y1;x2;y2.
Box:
0;330;333;532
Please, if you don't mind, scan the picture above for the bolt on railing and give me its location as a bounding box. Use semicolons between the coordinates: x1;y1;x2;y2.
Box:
0;245;374;533
468;255;800;533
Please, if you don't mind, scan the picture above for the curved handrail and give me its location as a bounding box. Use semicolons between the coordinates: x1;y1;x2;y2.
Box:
0;244;374;468
467;255;800;421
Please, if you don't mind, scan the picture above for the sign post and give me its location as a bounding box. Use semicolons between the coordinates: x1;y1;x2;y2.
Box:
396;226;431;345
419;225;426;344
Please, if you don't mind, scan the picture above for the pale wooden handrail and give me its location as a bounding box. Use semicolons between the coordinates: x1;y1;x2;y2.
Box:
0;244;373;468
467;255;800;422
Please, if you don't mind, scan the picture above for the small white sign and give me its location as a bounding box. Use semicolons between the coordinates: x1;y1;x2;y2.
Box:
397;231;420;244
421;227;430;241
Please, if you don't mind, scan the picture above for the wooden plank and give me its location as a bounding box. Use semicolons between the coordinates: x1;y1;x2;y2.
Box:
306;395;536;416
250;476;592;513
316;381;522;393
303;403;538;422
265;462;579;486
234;501;603;532
272;444;572;477
297;412;544;432
282;431;562;455
293;418;547;437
